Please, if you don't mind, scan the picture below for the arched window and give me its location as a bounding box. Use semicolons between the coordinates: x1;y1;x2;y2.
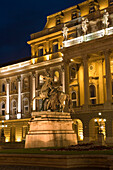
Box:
54;71;59;82
53;42;58;53
23;98;29;114
11;100;17;115
1;102;5;116
89;85;96;104
72;91;77;108
39;75;44;84
71;67;76;79
2;83;5;92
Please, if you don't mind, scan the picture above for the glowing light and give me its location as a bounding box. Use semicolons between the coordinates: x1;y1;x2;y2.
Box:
98;112;102;116
5;115;9;120
32;58;36;64
99;119;102;122
70;59;74;62
46;55;50;61
16;138;21;142
79;134;83;140
101;126;104;129
94;119;97;122
2;120;4;123
103;119;106;122
5;138;9;142
17;113;21;119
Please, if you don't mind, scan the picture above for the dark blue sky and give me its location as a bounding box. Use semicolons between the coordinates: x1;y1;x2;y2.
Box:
0;0;85;65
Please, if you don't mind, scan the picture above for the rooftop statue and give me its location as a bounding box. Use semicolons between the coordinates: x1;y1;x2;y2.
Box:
82;17;88;35
32;76;73;112
62;24;68;40
102;10;109;28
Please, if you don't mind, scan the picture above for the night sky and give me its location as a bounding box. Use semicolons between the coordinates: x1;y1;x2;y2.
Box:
0;0;85;65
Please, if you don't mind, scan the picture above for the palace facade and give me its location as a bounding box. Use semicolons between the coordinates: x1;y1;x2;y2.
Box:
0;0;113;144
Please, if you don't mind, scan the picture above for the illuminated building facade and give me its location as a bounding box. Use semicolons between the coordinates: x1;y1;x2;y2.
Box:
0;0;113;144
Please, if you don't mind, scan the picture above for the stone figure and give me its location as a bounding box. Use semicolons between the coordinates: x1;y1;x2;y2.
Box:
62;24;68;40
82;17;89;35
32;75;73;112
102;10;109;28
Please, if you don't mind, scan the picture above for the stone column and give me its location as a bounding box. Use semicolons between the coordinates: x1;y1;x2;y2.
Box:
106;119;113;144
18;76;21;114
61;65;65;93
104;50;112;106
63;59;70;95
6;79;10;120
83;56;89;107
98;60;104;103
32;72;36;111
83;120;89;143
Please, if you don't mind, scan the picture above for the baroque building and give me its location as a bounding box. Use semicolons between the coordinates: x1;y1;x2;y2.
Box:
0;0;113;144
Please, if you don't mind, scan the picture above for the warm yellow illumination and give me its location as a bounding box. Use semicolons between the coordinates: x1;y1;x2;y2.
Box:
46;54;50;61
16;137;22;142
5;138;10;142
94;119;97;122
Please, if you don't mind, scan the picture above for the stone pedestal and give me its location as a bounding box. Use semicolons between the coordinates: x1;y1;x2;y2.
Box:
25;111;77;148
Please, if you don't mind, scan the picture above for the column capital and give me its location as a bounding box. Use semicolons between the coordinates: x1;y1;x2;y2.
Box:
6;79;10;84
31;72;36;78
103;49;112;57
17;76;21;82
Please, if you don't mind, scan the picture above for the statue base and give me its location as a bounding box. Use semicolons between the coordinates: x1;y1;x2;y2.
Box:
25;111;77;148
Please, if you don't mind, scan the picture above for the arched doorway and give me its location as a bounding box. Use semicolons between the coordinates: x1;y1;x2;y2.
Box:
89;118;106;142
72;119;83;142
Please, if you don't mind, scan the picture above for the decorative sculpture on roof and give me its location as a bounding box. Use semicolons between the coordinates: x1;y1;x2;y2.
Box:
32;75;73;112
102;10;109;28
82;17;89;35
62;24;68;40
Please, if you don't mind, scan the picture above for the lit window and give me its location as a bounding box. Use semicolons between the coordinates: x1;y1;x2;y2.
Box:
72;91;77;108
11;100;17;115
2;83;5;92
56;18;61;25
38;48;43;57
72;11;77;20
54;71;59;82
71;67;76;79
1;102;5;116
89;6;95;13
53;43;58;53
109;0;113;6
89;85;96;104
39;75;44;84
23;98;29;114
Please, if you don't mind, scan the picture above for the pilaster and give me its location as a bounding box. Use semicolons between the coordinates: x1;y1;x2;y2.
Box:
104;50;112;107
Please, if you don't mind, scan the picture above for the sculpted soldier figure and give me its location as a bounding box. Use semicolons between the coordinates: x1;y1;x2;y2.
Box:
102;10;109;28
62;24;68;40
82;17;89;35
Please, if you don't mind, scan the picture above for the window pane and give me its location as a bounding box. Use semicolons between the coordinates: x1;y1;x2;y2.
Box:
53;44;58;53
72;92;76;99
89;85;96;97
38;48;43;57
73;101;76;108
54;71;59;82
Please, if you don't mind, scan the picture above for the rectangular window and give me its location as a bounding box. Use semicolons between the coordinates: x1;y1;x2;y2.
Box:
53;43;58;53
56;18;61;25
38;48;43;57
89;6;95;13
72;12;77;20
110;0;113;6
